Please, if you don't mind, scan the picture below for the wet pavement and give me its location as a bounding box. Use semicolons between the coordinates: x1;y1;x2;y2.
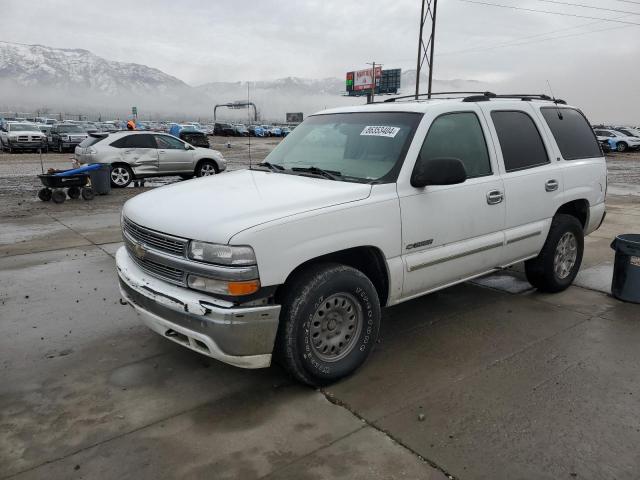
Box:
1;143;640;479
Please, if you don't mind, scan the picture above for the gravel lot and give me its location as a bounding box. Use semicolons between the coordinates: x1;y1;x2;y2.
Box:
0;135;280;218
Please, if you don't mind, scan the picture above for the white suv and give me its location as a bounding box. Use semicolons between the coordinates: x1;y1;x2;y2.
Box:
75;131;226;187
116;94;607;385
593;128;640;152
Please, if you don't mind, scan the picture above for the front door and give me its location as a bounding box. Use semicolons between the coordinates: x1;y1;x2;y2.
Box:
399;107;506;298
154;134;194;173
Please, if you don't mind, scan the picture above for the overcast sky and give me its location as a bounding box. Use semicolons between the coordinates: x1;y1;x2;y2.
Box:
3;0;640;121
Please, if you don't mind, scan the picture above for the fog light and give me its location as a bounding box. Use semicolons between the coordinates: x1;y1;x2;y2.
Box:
187;275;260;296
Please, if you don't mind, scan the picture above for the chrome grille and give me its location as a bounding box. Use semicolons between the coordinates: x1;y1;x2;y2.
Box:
128;251;186;285
123;218;187;256
17;135;29;142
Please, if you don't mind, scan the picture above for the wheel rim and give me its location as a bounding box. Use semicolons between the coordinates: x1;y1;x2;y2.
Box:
554;231;578;279
309;292;363;362
111;167;130;186
200;163;216;176
617;143;626;152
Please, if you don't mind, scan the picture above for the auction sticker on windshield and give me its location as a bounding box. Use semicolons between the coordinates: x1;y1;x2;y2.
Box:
360;126;401;138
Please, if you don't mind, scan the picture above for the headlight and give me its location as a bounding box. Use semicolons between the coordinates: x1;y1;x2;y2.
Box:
187;275;260;296
188;241;256;266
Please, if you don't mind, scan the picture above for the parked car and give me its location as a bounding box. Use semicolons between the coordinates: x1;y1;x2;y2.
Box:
50;124;88;152
214;122;236;136
179;130;211;148
268;126;282;137
593;129;640;152
0;122;47;152
281;127;291;137
248;125;266;137
74;131;225;188
613;127;640;138
234;124;249;136
115;94;606;386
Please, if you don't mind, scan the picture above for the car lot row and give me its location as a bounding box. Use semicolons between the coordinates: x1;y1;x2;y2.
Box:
592;124;640;152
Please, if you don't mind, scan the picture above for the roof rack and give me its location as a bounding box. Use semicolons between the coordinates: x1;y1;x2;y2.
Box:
382;91;566;104
383;92;493;103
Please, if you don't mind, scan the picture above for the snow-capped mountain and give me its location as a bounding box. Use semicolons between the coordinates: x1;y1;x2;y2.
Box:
0;41;187;95
0;41;483;120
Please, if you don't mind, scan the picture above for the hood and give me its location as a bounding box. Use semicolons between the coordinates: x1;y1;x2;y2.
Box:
9;130;45;136
123;169;372;244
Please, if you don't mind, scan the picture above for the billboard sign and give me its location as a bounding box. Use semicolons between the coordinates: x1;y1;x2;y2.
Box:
286;112;303;123
353;66;382;91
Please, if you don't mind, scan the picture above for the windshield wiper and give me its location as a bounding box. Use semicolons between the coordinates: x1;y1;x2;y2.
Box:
291;166;342;181
257;161;285;172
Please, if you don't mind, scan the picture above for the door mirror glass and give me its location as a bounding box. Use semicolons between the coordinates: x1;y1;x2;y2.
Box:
411;156;467;188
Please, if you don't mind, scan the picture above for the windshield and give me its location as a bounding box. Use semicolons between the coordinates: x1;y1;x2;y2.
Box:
58;125;84;133
262;112;422;182
9;123;40;132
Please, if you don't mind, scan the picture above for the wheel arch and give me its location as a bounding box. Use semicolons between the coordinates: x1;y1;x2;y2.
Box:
276;246;390;307
195;158;220;174
555;198;590;230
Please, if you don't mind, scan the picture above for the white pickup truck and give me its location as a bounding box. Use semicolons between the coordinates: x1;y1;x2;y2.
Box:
117;93;607;386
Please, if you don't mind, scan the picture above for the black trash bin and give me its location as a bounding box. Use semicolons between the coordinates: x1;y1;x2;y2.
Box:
89;164;111;195
610;234;640;304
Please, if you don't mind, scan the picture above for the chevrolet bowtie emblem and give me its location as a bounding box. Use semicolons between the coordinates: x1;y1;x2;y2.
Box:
133;242;147;260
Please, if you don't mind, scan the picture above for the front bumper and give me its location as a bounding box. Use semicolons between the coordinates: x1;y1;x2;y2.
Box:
116;247;281;368
8;140;47;149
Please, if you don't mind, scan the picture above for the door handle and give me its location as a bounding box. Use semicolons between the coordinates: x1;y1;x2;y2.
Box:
545;179;559;192
486;190;504;205
158;150;166;154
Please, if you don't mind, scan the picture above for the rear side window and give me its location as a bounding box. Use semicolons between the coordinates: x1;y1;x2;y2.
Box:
540;107;601;160
420;112;492;178
491;111;549;172
111;134;156;149
79;136;106;148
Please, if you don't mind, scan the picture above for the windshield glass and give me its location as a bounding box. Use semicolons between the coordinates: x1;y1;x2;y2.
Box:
9;123;40;132
263;112;422;182
58;125;84;133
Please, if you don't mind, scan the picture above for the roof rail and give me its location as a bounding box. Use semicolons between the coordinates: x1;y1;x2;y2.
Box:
462;93;567;104
383;91;495;103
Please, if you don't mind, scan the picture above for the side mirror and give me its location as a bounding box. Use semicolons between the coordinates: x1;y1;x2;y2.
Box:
411;156;467;188
184;143;190;150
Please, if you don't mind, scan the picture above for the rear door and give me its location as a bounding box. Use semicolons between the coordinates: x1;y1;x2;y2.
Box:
480;104;564;265
112;134;159;175
154;134;194;173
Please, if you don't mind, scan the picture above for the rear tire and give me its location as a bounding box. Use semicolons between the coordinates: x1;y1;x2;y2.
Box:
525;214;584;293
51;190;66;204
81;187;95;200
38;188;52;202
276;263;381;386
110;164;133;188
67;186;81;199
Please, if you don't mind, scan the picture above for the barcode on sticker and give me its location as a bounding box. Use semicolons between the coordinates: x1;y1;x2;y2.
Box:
360;126;400;138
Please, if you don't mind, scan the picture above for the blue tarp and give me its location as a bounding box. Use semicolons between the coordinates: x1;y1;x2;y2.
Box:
54;163;102;177
169;124;182;137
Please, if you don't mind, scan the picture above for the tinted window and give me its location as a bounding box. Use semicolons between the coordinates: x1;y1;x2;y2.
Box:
540;107;601;160
155;135;185;149
111;134;156;149
420;112;491;178
491;111;549;172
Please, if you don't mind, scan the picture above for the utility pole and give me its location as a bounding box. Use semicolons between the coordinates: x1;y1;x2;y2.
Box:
366;61;381;104
415;0;438;99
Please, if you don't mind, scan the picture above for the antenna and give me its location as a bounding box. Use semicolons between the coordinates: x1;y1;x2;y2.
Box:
247;81;252;170
546;80;563;119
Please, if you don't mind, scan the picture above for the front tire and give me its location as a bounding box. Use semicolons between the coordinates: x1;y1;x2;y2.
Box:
195;160;218;177
110;165;133;188
276;263;381;386
617;142;628;152
525;214;584;293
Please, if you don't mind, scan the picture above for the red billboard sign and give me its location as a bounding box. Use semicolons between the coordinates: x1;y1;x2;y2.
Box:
353;66;382;91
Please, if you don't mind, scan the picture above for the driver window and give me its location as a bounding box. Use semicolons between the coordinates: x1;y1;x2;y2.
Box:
420;112;492;179
155;135;185;150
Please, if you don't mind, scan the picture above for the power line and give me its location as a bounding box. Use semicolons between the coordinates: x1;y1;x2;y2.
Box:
438;22;631;56
531;0;640;15
458;0;640;25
